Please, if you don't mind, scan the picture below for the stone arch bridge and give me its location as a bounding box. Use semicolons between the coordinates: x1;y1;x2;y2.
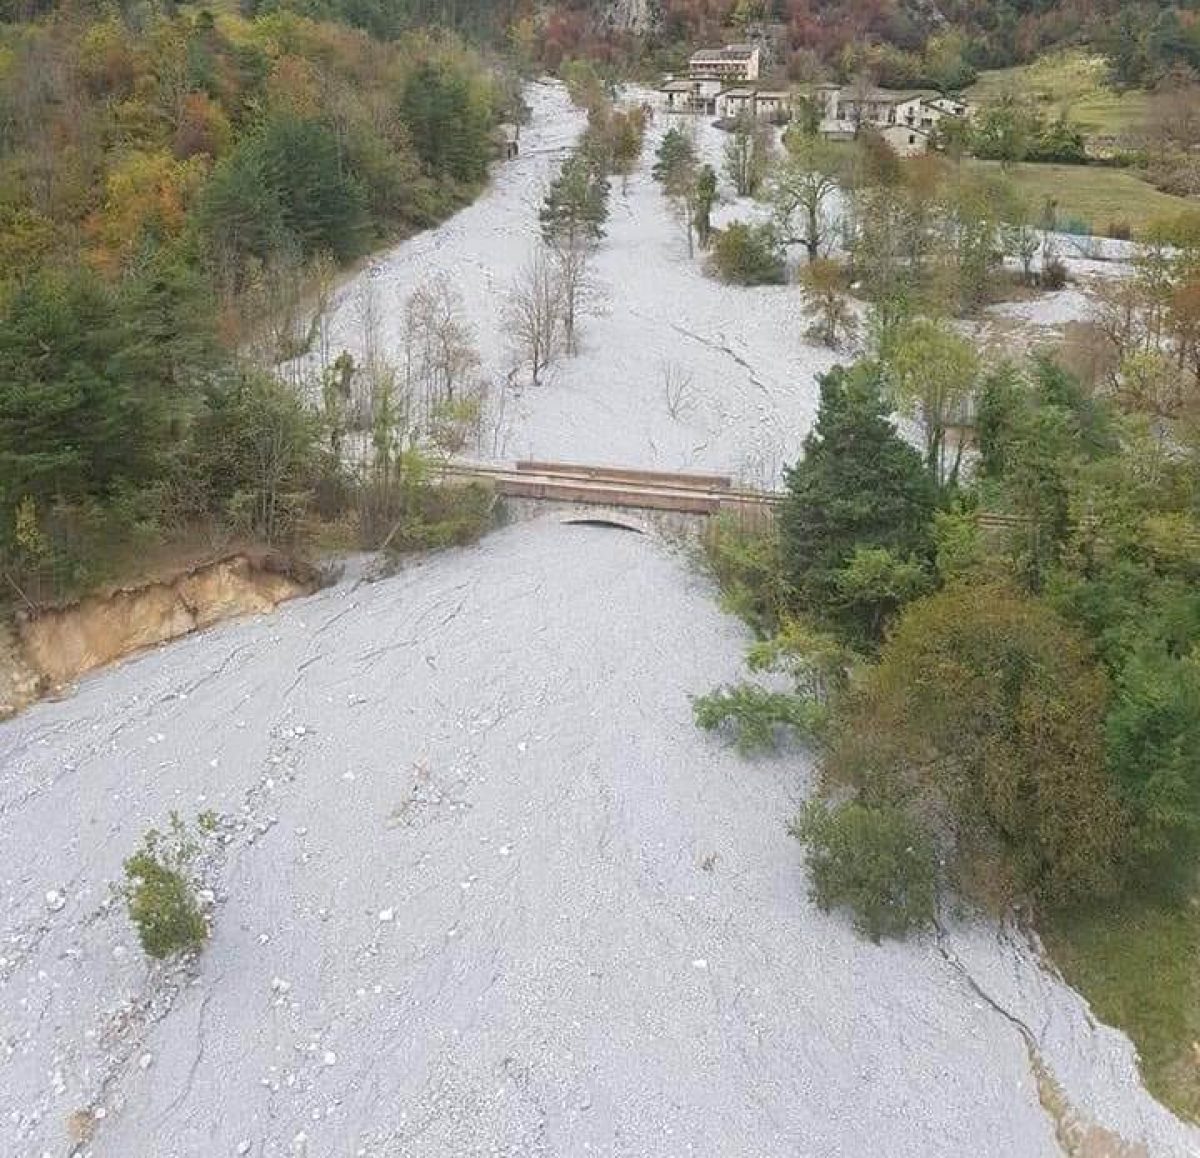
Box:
443;460;779;539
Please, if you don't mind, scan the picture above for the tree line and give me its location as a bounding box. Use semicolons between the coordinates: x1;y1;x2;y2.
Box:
518;0;1197;93
505;79;647;386
650;113;1079;313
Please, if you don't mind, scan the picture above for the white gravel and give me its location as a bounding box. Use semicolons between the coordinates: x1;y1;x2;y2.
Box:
2;519;1199;1156
302;81;836;487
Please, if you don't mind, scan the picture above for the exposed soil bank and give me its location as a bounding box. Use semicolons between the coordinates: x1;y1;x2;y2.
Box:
1;551;320;716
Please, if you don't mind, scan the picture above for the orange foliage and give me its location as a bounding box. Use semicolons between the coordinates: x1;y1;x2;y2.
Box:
86;153;207;275
267;54;323;118
174;92;233;160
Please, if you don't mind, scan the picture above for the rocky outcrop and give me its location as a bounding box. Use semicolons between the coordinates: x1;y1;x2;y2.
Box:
597;0;661;34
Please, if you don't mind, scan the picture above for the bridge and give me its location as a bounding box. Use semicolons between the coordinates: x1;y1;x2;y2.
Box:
442;458;1034;539
444;459;778;536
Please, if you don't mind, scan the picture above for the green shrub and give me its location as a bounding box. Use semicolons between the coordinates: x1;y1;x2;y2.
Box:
708;221;786;285
701;511;788;633
381;480;495;553
121;814;209;960
692;682;824;753
790;799;936;942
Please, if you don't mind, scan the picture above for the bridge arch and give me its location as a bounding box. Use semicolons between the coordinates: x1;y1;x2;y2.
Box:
561;511;648;535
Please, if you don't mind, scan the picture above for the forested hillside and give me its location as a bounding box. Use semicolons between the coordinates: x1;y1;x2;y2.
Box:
532;0;1200;87
0;2;516;601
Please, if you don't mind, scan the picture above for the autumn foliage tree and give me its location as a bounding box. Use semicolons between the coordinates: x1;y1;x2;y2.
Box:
0;7;511;598
827;584;1126;907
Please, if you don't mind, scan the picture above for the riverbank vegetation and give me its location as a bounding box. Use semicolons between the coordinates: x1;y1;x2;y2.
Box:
0;4;519;605
695;219;1200;1117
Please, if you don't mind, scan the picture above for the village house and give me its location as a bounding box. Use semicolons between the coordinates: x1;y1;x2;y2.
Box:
811;82;969;147
715;87;791;122
658;43;763;116
718;88;756;120
689;44;761;84
880;123;930;157
753;90;790;122
661;78;697;113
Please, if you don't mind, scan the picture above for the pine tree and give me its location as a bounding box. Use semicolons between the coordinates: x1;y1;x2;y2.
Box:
779;364;935;615
539;149;609;249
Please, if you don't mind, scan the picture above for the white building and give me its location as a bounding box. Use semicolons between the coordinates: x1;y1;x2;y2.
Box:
811;83;969;145
661;79;697;112
661;45;784;119
754;90;790;122
880;123;930;157
718;88;756;120
688;44;761;84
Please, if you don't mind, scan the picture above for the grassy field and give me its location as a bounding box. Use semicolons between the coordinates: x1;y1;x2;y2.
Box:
1043;899;1200;1122
967;50;1148;140
965;159;1197;237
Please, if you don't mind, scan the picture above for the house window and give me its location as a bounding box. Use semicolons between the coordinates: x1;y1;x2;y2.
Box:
909;134;916;144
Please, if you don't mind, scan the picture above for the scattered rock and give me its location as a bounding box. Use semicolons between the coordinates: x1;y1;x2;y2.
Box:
66;1109;94;1146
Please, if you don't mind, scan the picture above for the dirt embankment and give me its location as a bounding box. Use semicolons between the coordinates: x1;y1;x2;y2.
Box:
0;551;320;717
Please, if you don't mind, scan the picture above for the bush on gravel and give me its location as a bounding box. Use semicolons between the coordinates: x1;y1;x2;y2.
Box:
122;814;209;959
790;799;936;942
693;683;825;753
708;222;786;285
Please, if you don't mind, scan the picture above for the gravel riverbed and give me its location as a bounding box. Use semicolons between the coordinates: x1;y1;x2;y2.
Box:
3;521;1199;1156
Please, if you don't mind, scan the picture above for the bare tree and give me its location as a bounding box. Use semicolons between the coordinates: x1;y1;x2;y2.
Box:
723;111;773;197
354;277;406;441
769;131;844;262
1142;75;1200;160
402;275;481;422
262;247;337;379
998;191;1042;285
551;235;605;355
506;249;563;386
661;360;696;419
